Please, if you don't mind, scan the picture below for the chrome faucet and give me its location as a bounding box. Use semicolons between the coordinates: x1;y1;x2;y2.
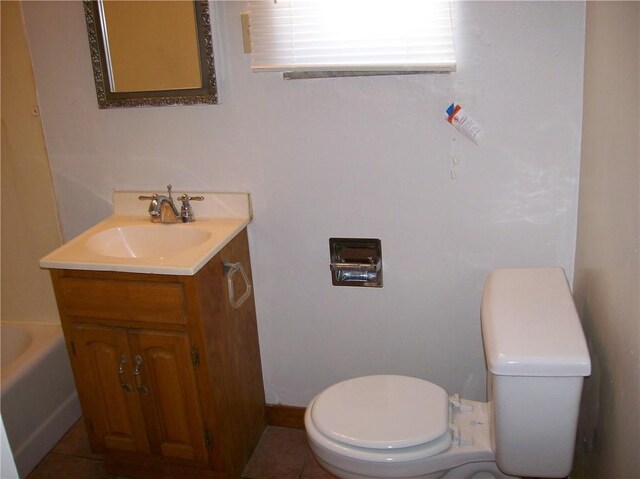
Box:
139;185;204;223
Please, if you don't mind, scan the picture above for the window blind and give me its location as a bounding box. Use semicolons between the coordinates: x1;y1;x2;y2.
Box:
248;1;456;74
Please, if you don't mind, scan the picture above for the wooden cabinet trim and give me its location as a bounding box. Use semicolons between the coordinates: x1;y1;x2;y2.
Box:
57;277;187;326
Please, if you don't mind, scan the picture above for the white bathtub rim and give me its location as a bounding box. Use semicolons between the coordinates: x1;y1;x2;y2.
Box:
10;391;81;478
1;321;66;393
0;320;81;478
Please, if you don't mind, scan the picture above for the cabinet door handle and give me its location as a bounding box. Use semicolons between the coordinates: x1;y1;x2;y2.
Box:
223;261;252;309
118;354;133;392
133;355;149;395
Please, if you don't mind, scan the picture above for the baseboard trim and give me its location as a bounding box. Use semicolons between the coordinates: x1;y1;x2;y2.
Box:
265;404;306;429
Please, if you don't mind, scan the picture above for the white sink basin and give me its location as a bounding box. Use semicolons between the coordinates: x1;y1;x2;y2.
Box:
39;191;252;275
85;225;212;258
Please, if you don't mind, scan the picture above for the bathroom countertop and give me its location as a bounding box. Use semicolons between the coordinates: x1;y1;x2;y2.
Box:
39;192;252;276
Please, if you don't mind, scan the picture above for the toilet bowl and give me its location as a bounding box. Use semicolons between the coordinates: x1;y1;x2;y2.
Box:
305;268;592;479
305;375;515;479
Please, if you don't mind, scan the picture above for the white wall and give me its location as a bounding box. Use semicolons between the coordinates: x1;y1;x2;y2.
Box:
572;2;640;477
1;0;62;324
2;2;62;475
22;1;585;406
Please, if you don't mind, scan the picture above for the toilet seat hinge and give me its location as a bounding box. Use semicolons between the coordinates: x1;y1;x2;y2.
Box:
450;424;460;446
449;424;473;447
449;393;473;412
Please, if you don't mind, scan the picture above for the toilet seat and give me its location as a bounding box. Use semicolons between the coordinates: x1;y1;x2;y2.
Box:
307;375;453;462
306;380;499;478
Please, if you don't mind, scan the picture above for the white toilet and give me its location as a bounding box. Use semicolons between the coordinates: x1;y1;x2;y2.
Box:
305;268;591;479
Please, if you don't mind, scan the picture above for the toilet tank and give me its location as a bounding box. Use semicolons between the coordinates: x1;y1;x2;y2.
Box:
481;268;591;478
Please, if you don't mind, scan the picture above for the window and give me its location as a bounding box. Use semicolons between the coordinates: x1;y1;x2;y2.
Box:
248;1;456;76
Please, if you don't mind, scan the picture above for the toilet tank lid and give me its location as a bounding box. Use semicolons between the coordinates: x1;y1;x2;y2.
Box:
481;268;591;377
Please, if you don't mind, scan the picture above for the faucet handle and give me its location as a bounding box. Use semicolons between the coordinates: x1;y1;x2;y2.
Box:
139;193;159;216
177;194;204;223
177;194;204;203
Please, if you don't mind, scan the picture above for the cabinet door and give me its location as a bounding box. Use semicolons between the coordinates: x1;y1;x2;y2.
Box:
69;324;149;453
128;330;209;465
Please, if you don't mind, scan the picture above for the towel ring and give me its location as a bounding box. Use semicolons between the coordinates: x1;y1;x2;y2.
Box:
223;261;252;309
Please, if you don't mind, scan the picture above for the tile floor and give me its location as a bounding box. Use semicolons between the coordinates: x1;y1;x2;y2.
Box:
26;419;337;479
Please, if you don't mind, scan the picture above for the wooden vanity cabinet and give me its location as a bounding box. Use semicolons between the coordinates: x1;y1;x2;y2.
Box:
50;229;266;479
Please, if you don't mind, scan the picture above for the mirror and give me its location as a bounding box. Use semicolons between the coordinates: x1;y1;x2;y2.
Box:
83;0;217;108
